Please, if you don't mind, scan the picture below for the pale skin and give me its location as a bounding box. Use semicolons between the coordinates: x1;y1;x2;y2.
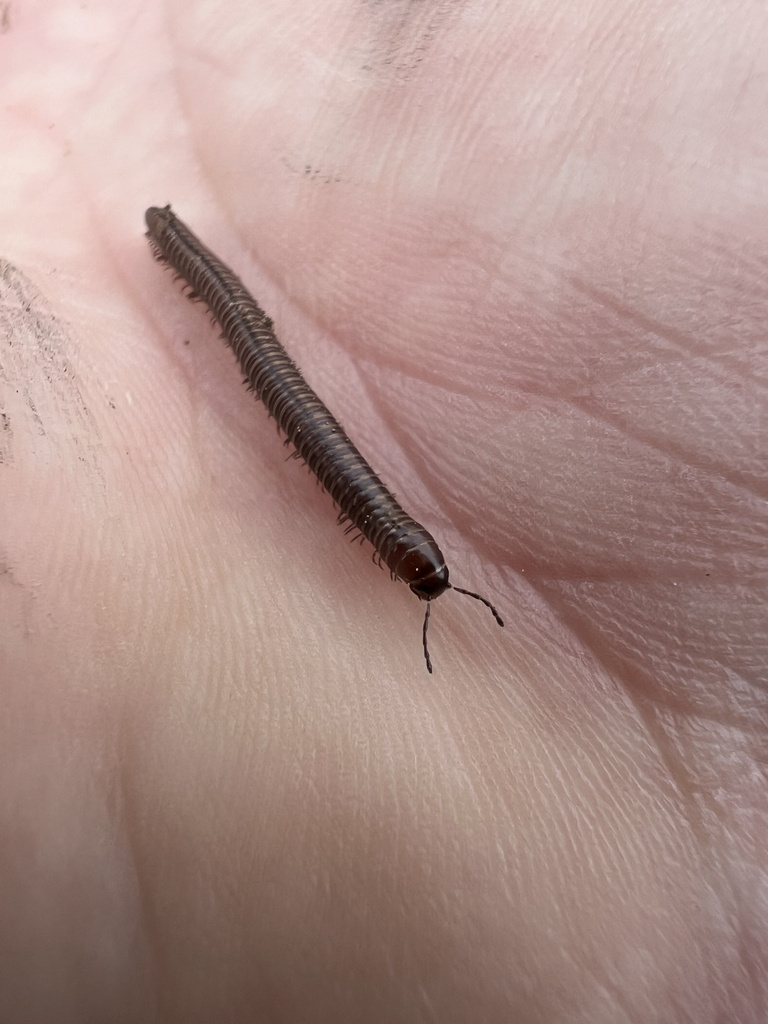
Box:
1;1;766;1021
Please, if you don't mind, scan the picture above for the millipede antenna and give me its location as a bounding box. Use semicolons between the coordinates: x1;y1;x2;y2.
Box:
421;584;504;673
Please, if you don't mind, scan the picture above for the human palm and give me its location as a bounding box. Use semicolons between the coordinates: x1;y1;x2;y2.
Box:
1;2;766;1022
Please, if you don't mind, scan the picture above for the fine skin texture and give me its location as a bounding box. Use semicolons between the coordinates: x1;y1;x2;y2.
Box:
1;2;766;1022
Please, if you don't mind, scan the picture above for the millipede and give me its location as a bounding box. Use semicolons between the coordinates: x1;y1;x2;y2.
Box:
144;205;503;672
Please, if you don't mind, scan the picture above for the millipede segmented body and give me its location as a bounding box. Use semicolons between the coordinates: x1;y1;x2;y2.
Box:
145;205;503;672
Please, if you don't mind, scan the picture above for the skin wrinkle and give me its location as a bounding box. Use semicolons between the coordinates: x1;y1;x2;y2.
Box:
580;279;768;382
553;581;768;731
732;867;768;1014
575;279;768;398
113;749;162;1019
552;295;765;496
495;429;761;578
526;577;711;832
523;379;764;509
341;239;509;386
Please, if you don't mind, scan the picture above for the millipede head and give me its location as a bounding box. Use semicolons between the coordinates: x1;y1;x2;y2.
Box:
393;536;450;602
407;562;450;601
421;583;504;674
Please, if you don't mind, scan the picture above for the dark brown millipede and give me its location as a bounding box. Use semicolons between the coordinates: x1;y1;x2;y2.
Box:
144;205;503;672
